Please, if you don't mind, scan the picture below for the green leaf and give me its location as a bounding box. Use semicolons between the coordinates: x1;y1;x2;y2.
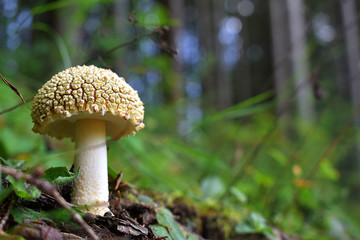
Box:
250;213;275;238
31;0;76;15
319;161;339;180
11;207;75;226
8;176;41;199
0;188;13;204
43;167;80;185
250;212;267;230
235;223;256;234
150;225;173;239
44;208;74;224
154;209;200;240
11;207;43;224
269;148;287;166
138;194;155;206
193;91;274;129
230;186;247;203
200;176;225;200
262;227;277;240
0;158;25;170
235;212;275;238
156;207;186;240
187;235;198;240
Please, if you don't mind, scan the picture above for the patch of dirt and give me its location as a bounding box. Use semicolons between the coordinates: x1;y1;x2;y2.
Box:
0;174;298;240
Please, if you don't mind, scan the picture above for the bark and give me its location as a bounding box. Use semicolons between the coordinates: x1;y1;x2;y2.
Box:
340;0;360;186
213;0;232;110
55;5;83;66
197;0;232;109
269;0;291;126
341;0;360;107
197;0;218;108
234;21;252;103
169;0;184;102
157;0;184;103
287;0;315;123
114;0;130;73
114;0;129;35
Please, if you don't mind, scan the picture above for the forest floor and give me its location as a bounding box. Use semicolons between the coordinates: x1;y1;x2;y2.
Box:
0;167;299;240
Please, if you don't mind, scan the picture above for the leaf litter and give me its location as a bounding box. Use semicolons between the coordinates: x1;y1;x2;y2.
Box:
0;163;299;240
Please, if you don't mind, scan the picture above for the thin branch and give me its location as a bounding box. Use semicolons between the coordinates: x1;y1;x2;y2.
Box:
0;97;34;116
0;74;31;110
306;105;360;180
128;13;138;38
83;32;155;65
0;198;14;233
1;166;99;240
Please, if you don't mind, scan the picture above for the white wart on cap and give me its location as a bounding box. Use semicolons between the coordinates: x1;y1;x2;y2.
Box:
32;65;145;140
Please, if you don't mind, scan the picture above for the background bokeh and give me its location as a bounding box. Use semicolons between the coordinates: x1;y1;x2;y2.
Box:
1;0;360;239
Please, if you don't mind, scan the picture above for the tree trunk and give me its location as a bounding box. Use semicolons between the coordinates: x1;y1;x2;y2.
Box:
158;0;184;103
114;0;130;73
55;5;82;66
269;0;292;127
340;0;360;189
213;0;232;110
286;0;315;123
234;21;252;103
197;0;231;110
197;0;217;108
168;0;184;103
341;0;360;107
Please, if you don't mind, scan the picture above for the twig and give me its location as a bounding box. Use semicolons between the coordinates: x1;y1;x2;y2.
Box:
0;97;34;116
0;199;14;233
306;105;360;180
1;166;99;240
128;13;138;38
83;32;155;65
0;74;30;110
114;171;123;192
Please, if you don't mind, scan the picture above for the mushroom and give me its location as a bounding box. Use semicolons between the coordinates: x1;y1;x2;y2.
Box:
31;65;145;215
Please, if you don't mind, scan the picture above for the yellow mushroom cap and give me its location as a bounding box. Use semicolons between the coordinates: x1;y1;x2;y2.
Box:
31;65;145;141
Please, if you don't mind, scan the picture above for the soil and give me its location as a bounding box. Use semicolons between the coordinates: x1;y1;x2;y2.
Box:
0;175;298;240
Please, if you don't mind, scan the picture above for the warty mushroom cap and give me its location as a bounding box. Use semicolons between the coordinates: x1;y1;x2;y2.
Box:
31;65;145;140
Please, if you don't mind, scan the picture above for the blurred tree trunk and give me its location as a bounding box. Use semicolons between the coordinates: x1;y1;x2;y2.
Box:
286;0;315;123
269;0;291;128
340;0;360;184
197;0;217;108
341;0;360;109
55;5;83;67
213;0;232;110
159;0;184;103
168;0;184;103
197;0;231;110
114;0;129;34
114;0;130;73
234;20;252;103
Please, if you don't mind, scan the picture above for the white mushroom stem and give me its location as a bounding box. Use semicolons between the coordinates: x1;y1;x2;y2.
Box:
72;118;110;215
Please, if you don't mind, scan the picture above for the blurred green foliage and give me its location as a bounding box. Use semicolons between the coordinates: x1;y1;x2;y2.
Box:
0;0;359;239
2;84;358;238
